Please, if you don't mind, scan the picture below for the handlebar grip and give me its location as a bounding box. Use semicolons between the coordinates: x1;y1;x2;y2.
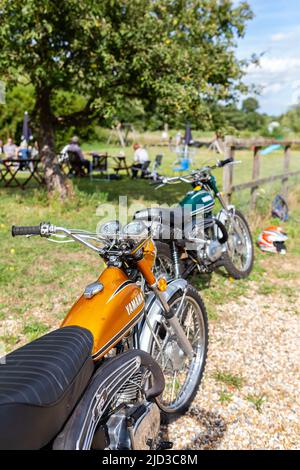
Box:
12;225;41;237
218;157;234;167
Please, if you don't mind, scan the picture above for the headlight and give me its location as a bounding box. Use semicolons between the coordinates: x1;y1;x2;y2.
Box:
98;220;121;238
122;220;149;241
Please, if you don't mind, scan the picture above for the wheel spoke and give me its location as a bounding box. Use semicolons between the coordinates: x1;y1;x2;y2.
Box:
151;295;206;411
170;371;177;403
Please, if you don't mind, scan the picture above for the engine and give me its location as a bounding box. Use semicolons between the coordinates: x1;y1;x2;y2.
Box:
187;219;227;265
91;371;161;450
106;402;161;450
205;239;224;262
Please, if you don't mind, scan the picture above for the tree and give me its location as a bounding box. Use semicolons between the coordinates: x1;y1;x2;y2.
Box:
281;102;300;134
242;97;259;113
0;83;35;140
0;0;253;197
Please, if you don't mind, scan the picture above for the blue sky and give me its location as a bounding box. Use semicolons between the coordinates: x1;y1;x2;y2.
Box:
235;0;300;115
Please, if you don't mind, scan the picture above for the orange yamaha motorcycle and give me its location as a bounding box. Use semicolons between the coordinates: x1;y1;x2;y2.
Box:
0;220;208;450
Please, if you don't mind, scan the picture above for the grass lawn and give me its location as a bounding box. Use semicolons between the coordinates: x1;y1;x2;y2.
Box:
81;141;300;183
0;146;300;353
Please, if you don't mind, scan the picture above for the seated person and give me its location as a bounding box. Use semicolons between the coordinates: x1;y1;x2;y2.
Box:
29;141;39;159
3;137;17;159
18;140;30;158
131;143;150;179
61;136;91;175
18;140;30;170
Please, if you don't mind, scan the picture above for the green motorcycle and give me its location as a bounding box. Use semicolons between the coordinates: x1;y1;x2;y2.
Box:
134;157;254;280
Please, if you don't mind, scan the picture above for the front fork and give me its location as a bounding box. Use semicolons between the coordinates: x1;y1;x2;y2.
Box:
216;193;241;239
152;285;194;359
216;192;230;213
136;257;194;359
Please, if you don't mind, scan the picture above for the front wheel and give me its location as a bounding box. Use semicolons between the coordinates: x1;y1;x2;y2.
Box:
222;209;254;279
154;241;177;280
150;285;208;422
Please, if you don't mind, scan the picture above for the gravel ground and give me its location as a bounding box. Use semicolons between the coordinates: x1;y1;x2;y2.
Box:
166;260;300;450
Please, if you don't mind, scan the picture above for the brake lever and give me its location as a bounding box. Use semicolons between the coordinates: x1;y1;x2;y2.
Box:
46;237;74;244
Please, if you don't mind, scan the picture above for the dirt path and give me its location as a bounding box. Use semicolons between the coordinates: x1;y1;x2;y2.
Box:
168;254;300;450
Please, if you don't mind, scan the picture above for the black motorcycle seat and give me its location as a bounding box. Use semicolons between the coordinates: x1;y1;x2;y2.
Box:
134;207;215;242
0;326;94;450
134;207;191;227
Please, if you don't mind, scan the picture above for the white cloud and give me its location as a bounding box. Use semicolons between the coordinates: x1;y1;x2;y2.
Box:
244;56;300;114
248;57;300;75
271;32;289;42
261;83;283;95
270;26;300;43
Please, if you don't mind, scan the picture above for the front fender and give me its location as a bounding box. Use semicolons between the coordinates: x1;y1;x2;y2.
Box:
139;278;188;353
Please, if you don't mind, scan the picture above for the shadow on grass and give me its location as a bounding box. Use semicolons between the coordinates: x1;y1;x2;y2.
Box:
190;272;213;290
74;176;189;205
190;266;231;292
0;174;189;207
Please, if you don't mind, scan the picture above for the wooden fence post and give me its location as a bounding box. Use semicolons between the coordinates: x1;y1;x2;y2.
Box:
222;139;235;204
282;145;291;196
251;146;261;209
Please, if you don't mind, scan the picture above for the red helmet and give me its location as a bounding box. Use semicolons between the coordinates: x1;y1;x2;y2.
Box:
257;226;288;254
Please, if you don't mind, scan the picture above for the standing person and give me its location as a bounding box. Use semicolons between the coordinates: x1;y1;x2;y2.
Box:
3;137;17;159
175;131;182;158
131;143;150;179
62;136;91;174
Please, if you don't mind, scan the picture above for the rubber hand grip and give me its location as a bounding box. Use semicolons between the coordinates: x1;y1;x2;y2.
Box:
12;225;41;237
218;157;234;167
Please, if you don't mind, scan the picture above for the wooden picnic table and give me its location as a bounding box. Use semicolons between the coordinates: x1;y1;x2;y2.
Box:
0;159;44;189
90;152;131;177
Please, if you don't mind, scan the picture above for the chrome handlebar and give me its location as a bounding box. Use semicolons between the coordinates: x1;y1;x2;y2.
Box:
154;157;239;188
11;222;151;258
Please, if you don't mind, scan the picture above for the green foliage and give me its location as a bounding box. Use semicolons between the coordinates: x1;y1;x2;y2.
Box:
0;83;35;142
214;370;245;389
242;97;259;113
246;394;266;413
23;320;49;341
219;390;233;403
0;0;254;147
0;334;20;352
281;102;300;134
257;283;276;296
208;97;268;134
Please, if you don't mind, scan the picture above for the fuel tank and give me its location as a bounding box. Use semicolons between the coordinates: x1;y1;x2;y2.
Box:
61;267;145;361
179;187;214;217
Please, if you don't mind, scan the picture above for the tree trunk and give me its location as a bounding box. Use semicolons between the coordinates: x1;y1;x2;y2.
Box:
36;88;73;199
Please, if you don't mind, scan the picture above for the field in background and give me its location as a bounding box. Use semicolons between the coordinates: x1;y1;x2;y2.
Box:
82;143;300;213
2;134;299;212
